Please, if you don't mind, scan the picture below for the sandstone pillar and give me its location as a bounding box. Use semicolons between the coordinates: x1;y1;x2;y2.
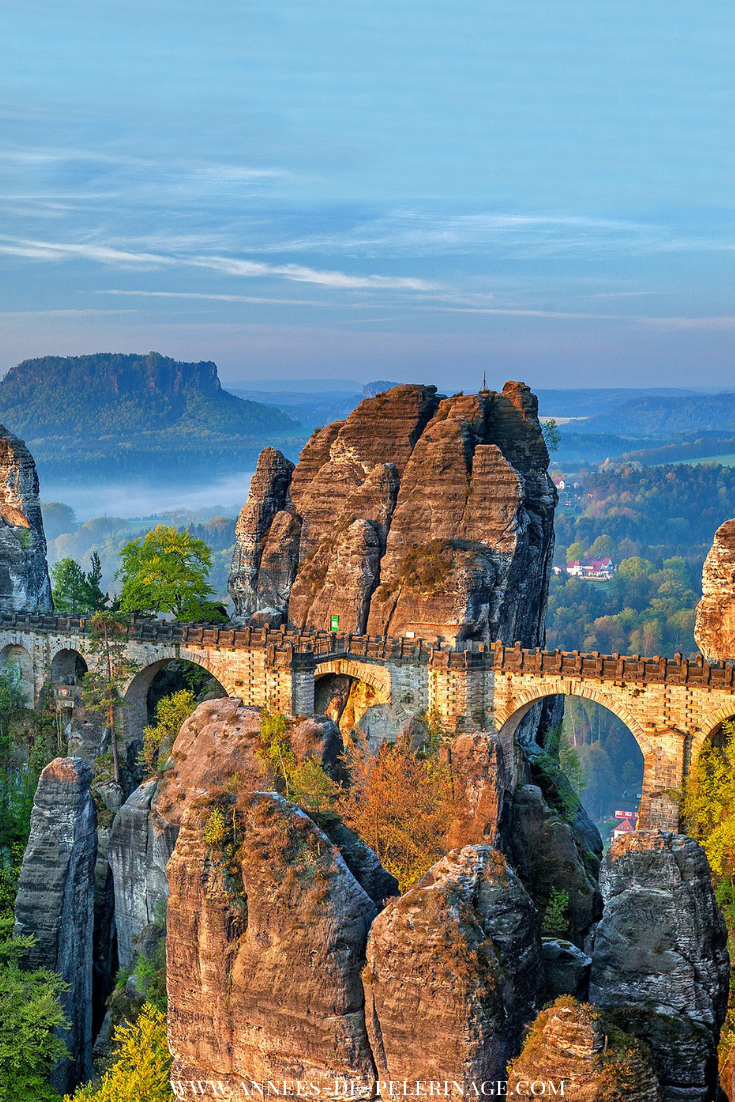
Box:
637;729;686;830
14;757;97;1093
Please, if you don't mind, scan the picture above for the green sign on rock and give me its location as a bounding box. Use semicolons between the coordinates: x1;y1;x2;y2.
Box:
330;615;339;631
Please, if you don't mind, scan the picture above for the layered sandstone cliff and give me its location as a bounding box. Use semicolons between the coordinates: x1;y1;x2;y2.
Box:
362;845;543;1087
108;697;394;967
507;998;663;1101
14;758;97;1092
167;793;378;1095
695;518;735;661
229;382;556;645
0;424;52;612
590;830;730;1102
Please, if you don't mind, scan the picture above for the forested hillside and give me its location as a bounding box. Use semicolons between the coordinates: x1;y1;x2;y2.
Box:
0;352;304;482
547;463;735;656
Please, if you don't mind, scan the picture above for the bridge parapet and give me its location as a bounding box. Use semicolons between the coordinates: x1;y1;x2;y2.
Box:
493;642;734;688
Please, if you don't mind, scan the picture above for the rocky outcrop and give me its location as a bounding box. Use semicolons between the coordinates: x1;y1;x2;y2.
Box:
14;758;97;1092
0;424;52;612
441;731;507;849
507;998;663;1101
229;382;556;645
362;845;543;1086
695;518;735;661
167;793;378;1094
509;784;602;947
590;830;730;1102
108;699;355;965
229;447;297;620
542;938;592;1000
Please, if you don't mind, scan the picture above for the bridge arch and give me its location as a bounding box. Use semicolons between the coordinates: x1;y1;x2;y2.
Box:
314;658;398;740
122;656;228;758
50;647;88;685
314;658;392;701
495;681;653;757
0;642;35;704
696;705;735;755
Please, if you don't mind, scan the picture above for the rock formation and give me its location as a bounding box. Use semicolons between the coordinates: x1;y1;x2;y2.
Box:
441;731;508;850
166;792;378;1095
0;424;52;612
229;382;556;646
541;938;592;1001
14;758;97;1092
362;845;543;1087
108;698;386;965
507;998;663;1101
509;783;602;947
590;830;730;1102
695;517;735;661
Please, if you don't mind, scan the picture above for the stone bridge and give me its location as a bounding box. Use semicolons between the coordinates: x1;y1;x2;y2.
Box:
3;611;735;829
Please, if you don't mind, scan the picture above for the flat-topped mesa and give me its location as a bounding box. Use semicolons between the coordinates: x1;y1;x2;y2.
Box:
695;517;735;662
229;381;556;647
0;424;52;612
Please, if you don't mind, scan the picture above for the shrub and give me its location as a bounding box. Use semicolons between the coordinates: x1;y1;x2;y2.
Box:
542;887;570;937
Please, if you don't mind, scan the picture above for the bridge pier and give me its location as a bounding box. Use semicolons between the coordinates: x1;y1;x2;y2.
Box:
637;729;688;830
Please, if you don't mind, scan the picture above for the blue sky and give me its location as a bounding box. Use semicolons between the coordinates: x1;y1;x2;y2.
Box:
2;0;735;391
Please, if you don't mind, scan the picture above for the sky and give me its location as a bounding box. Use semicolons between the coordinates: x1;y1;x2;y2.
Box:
2;0;735;392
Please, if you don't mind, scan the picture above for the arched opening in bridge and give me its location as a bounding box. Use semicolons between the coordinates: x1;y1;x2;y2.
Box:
314;671;399;747
500;694;644;843
0;642;35;705
51;647;88;686
123;659;228;777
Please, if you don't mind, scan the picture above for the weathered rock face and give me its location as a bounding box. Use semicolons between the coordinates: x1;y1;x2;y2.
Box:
108;698;355;965
507;998;663;1101
509;784;602;947
0;424;52;612
590;831;730;1102
441;731;507;850
362;845;543;1086
541;938;592;1001
229;382;556;645
14;758;97;1092
695;518;735;661
167;793;378;1095
229;447;297;620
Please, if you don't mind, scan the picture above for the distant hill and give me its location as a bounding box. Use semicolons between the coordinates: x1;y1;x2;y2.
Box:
576;391;735;437
0;352;305;484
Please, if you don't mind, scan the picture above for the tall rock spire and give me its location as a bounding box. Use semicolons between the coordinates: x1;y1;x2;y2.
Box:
0;424;53;612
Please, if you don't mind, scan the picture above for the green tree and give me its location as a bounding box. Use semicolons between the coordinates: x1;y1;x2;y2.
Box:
542;418;561;452
139;690;197;777
117;525;224;622
81;613;139;786
51;559;87;614
51;555;107;614
0;917;69;1102
84;553;108;611
63;1002;172;1102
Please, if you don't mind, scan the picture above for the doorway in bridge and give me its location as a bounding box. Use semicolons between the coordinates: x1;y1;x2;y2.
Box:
560;698;644;845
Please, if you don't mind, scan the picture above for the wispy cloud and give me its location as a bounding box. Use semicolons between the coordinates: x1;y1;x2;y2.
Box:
0;234;436;291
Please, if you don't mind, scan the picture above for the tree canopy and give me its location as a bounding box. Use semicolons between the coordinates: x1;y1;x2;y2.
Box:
51;553;107;615
116;525;224;621
0;918;69;1102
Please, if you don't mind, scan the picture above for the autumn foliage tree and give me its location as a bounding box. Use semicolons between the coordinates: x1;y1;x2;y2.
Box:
338;735;456;893
63;1002;172;1102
